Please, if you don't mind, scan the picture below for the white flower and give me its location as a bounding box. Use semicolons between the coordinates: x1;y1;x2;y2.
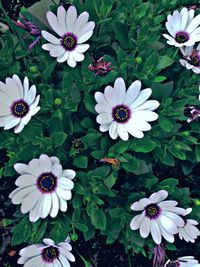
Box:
9;154;76;222
163;7;200;47
95;77;159;141
178;208;200;242
164;256;200;267
0;75;40;133
180;43;200;74
130;190;187;244
18;238;75;266
41;5;95;67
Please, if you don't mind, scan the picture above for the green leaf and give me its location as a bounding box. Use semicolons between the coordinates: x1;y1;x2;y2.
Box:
90;207;107;231
159;116;174;132
129;138;157;153
156;55;174;71
73;156;88;169
114;22;129;48
52;132;67;147
151;81;174;101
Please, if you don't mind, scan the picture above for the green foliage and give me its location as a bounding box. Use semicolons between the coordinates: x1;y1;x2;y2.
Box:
0;0;200;264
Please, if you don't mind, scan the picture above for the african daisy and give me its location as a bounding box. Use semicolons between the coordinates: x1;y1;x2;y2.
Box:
41;5;95;67
0;75;40;133
95;77;159;141
164;256;200;267
18;237;75;266
130;190;187;244
180;43;200;74
9;154;76;222
163;7;200;47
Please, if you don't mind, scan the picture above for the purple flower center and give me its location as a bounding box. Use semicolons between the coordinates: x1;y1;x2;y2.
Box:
41;246;59;262
112;105;131;123
37;172;57;193
175;31;189;43
190;54;200;66
10;99;29;118
145;203;161;220
167;261;180;267
61;33;77;51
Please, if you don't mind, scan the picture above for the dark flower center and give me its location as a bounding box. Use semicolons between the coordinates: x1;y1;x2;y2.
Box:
175;31;189;43
190;54;200;66
61;33;77;51
145;203;161;219
11;100;29;118
37;172;57;193
112;105;130;123
72;138;84;151
167;261;180;267
42;246;59;263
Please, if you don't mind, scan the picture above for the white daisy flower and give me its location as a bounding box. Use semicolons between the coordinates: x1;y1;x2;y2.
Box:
180;43;200;74
41;5;95;67
95;77;160;141
130;190;187;244
163;7;200;47
0;75;40;133
9;154;76;222
164;256;200;267
178;208;200;243
18;237;75;266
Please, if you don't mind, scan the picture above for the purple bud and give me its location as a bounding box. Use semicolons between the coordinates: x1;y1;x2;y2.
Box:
184;105;200;123
153;244;166;267
89;56;112;76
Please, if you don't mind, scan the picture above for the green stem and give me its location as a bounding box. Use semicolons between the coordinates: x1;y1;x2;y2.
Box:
128;254;132;267
33;117;48;127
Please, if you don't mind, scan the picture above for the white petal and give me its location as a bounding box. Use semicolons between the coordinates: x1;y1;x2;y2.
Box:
134;119;151;131
130;88;152;109
50;192;59;218
5;77;20;100
47;11;64;36
159;200;177;209
4;117;20;130
21;189;40;214
56;187;72;200
71;50;85;62
78;31;93;44
159;215;178;234
78;21;95;37
62;169;76;180
131;201;144;211
40;194;51;219
139;217;151;238
10;185;36;204
52;163;62;176
57;51;69;63
39;154;52;172
66;6;77;32
96;113;113;124
21;114;32;125
132;110;158;122
67;53;77;68
28;158;42;176
109;121;118;139
50;45;65;57
94;91;107;105
104;85;118;106
76;44;90;53
58;178;74;190
43;238;55;246
74;11;89;35
114;77;126;103
30;95;40;110
29;195;42;222
19;245;42;257
95;103;111;113
0;115;14;127
58;255;70;267
163;211;184;227
130;212;145;230
125;120;144;138
59;247;75;262
180;7;189;30
58;197;67;212
158;221;175;243
26;85;36;104
0;104;11;116
12;75;23;99
151;221;162;244
41;31;60;44
57;6;67;33
117;123;129;141
187;14;200;34
14;163;29;174
99;124;109;132
149;190;168;203
124;80;141;106
132;100;160;112
15;174;36;187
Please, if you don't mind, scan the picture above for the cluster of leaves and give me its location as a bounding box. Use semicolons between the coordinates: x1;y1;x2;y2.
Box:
1;0;200;264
